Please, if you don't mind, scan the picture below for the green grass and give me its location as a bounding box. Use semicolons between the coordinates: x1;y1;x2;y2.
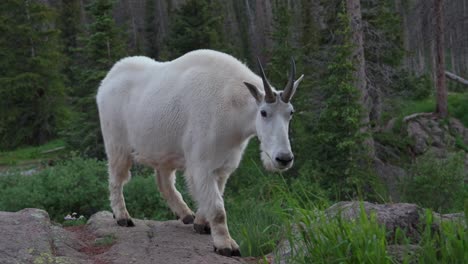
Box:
396;92;468;126
62;217;88;227
94;234;116;247
0;139;66;166
281;204;467;264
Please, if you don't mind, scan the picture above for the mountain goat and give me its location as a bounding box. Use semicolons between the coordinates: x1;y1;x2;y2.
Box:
96;49;303;257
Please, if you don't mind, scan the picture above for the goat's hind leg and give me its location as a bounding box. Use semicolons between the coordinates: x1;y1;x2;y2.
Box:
156;169;194;224
108;151;134;227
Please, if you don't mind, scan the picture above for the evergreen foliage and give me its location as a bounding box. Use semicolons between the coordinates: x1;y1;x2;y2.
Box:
363;0;404;67
166;0;226;58
57;0;82;87
144;0;159;59
0;0;66;149
268;0;296;84
311;13;368;199
64;0;126;158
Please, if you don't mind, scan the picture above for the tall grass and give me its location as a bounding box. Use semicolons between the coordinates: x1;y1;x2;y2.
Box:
282;204;467;264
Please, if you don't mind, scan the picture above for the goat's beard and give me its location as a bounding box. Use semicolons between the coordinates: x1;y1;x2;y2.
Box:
261;151;280;172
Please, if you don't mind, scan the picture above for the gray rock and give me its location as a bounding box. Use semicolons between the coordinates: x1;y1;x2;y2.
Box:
86;211;244;264
326;202;423;241
374;160;406;202
405;115;468;155
0;208;89;264
407;121;429;154
0;209;244;264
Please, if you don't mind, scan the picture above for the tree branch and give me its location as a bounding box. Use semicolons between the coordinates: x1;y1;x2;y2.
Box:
445;71;468;86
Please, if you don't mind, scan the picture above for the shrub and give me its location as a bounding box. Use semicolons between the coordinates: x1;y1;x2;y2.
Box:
400;152;466;213
124;171;195;221
0;157;194;222
0;157;108;221
395;71;432;100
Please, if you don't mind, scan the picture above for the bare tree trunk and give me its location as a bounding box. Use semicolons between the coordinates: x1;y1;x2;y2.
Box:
346;0;375;157
434;0;448;117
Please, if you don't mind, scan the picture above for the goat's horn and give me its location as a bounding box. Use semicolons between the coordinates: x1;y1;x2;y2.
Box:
281;58;296;103
257;57;275;103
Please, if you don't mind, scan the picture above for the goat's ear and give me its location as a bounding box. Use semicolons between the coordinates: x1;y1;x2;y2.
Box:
243;82;263;103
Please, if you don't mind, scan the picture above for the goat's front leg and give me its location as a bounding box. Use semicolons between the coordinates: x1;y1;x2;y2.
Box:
191;172;240;257
193;171;229;235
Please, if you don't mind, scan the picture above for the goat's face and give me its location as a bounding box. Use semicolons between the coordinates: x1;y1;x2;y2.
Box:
244;58;304;172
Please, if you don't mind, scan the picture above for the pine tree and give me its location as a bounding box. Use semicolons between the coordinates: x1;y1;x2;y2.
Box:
145;0;159;59
0;0;66;149
58;0;82;87
313;13;367;199
268;0;296;85
64;0;126;158
166;0;225;58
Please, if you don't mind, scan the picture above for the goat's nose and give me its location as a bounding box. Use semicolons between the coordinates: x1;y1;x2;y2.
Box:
275;153;294;166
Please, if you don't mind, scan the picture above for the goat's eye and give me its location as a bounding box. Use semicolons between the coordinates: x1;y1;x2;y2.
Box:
260;110;267;117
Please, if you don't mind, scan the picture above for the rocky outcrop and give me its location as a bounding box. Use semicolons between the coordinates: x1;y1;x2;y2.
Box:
2;204;464;264
375;114;468;201
404;114;468;155
0;209;244;264
0;208;90;264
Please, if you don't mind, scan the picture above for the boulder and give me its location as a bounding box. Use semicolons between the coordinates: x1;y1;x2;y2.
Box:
0;209;244;264
0;208;90;264
404;114;468;155
326;202;423;241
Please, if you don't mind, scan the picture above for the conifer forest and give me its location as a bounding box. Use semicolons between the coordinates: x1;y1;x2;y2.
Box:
0;0;467;263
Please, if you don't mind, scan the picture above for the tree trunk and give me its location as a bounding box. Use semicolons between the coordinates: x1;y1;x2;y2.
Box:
434;0;448;117
346;0;375;157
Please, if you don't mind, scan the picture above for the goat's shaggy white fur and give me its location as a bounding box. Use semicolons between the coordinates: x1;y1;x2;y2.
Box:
97;49;300;256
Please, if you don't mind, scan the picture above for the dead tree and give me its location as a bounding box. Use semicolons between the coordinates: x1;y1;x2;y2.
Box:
434;0;448;117
346;0;375;157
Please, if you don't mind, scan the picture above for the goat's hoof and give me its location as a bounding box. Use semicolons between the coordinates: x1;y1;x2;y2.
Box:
182;214;195;224
215;247;232;257
194;223;211;234
117;218;135;227
231;249;241;257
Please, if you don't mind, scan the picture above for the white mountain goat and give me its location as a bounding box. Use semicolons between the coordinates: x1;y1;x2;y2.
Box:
96;49;304;257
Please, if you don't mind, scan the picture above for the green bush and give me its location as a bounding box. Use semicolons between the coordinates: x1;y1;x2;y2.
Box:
395;71;432;100
448;93;468;127
400;152;466;213
0;157;194;222
0;157;108;221
124;172;195;221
